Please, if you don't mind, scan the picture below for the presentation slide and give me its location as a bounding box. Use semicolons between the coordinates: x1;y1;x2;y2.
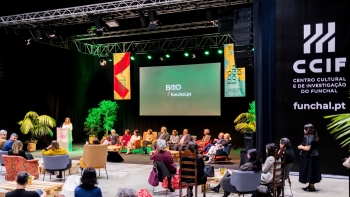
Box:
140;63;221;116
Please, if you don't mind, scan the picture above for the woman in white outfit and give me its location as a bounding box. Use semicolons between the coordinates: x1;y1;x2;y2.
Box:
205;133;231;163
126;130;141;154
62;117;73;146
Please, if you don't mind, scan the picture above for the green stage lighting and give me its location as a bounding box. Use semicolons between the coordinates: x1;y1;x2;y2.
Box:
147;55;152;59
131;56;135;60
204;50;209;55
184;52;189;57
218;49;223;54
108;58;113;62
165;54;170;58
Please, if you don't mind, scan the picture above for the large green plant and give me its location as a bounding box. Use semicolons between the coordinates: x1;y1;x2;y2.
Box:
234;101;256;133
17;111;56;143
84;100;118;137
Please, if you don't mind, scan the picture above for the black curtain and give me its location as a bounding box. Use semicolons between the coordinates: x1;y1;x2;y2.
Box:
253;0;275;158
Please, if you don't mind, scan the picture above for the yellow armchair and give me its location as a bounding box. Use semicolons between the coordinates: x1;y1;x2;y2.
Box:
140;131;157;148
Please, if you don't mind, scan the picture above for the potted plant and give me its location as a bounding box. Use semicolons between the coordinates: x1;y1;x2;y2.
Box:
324;113;350;147
84;108;102;144
17;111;56;151
99;100;119;137
234;101;256;133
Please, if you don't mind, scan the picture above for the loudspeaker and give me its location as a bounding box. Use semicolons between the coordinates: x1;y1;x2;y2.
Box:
148;10;157;22
243;133;254;150
138;10;147;28
217;8;234;33
107;151;124;162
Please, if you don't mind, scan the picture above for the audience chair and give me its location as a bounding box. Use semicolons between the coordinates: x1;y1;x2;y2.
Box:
81;144;108;179
179;150;206;197
152;161;175;194
263;149;286;197
222;170;262;196
2;155;39;181
42;155;71;181
0;151;8;175
141;131;157;149
214;144;232;163
132;137;143;154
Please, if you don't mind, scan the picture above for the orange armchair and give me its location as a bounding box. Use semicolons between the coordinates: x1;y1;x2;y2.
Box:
2;155;39;181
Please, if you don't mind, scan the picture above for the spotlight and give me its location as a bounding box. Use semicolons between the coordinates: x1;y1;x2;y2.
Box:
165;54;170;58
131;56;135;61
184;52;189;57
218;49;223;54
94;18;104;36
46;26;55;38
159;57;166;62
148;10;161;30
106;20;119;27
192;54;197;59
25;38;32;45
147;55;152;60
100;59;107;66
35;30;42;39
204;50;210;55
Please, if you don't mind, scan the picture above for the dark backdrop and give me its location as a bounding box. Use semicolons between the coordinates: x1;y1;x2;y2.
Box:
0;34;255;148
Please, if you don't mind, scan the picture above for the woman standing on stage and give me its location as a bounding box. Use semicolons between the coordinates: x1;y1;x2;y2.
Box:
62;117;73;151
298;123;322;192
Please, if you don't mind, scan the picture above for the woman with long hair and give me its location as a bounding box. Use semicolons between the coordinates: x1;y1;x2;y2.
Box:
261;143;278;185
74;167;102;197
298;123;321;191
212;148;262;194
8;140;34;160
42;140;68;178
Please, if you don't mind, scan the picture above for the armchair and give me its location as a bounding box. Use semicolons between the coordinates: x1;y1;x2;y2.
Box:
2;155;39;181
80;144;108;179
0;151;8;175
214;144;232;163
132;137;142;154
222;170;262;196
42;155;71;181
140;131;157;148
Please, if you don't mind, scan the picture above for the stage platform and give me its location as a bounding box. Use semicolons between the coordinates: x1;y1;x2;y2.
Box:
30;143;242;168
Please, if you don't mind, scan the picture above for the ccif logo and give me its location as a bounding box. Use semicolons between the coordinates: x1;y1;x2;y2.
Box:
293;22;346;74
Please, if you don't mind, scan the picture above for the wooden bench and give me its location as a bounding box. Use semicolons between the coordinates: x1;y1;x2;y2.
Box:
0;180;63;197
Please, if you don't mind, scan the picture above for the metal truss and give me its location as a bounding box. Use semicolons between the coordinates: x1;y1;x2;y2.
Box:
0;0;251;27
73;20;218;40
73;33;233;56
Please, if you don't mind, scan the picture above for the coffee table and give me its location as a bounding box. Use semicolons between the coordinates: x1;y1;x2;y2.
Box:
107;145;122;152
0;180;63;197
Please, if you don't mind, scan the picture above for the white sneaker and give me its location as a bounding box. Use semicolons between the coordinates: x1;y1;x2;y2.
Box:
126;152;129;154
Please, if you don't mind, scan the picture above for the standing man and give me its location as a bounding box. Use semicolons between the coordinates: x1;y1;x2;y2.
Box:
2;133;18;151
5;171;46;197
174;129;192;151
0;130;7;150
152;127;170;150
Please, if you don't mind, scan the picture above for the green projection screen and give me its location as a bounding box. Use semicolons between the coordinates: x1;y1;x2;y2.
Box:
140;63;221;116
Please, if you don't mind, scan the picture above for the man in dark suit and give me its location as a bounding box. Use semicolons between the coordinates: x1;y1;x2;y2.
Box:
152;126;170;150
174;129;192;151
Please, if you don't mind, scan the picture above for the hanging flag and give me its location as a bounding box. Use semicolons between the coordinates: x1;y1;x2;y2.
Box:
224;43;246;97
114;52;131;100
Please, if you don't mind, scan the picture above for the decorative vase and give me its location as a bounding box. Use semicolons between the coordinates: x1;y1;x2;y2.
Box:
27;143;36;152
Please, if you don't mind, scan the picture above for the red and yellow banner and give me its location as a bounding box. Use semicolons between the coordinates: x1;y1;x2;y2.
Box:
113;52;131;100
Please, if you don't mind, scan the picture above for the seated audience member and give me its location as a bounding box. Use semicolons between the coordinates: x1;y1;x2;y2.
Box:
42;140;69;178
0;129;7;150
142;129;155;154
103;129;119;145
212;148;262;194
261;143;280;185
201;132;224;153
120;129;131;149
205;133;231;163
8;140;34;160
116;188;136;197
5;171;46;197
2;133;18;151
167;129;179;148
174;129;191;151
150;139;177;192
74;167;102;197
126;130;141;154
197;129;211;148
280;137;295;164
80;138;101;168
255;186;272;197
152;127;170;150
180;142;207;197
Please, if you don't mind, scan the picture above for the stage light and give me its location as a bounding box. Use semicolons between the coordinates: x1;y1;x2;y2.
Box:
108;58;113;62
204;50;210;55
184;52;189;57
147;55;152;59
165;54;170;58
100;59;106;66
252;47;254;52
218;49;223;54
131;56;135;61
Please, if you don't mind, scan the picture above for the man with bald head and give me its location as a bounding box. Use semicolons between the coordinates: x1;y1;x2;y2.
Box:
174;129;192;151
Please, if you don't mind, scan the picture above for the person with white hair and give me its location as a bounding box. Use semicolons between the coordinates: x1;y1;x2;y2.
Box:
116;188;136;197
0;130;7;150
150;139;176;192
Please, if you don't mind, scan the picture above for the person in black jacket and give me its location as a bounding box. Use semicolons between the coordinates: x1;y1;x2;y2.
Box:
181;142;207;197
279;138;295;164
8;140;34;160
205;133;231;163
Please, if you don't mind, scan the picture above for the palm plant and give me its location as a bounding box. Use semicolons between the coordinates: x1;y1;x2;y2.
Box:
234;101;256;133
18;111;56;143
324;113;350;147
